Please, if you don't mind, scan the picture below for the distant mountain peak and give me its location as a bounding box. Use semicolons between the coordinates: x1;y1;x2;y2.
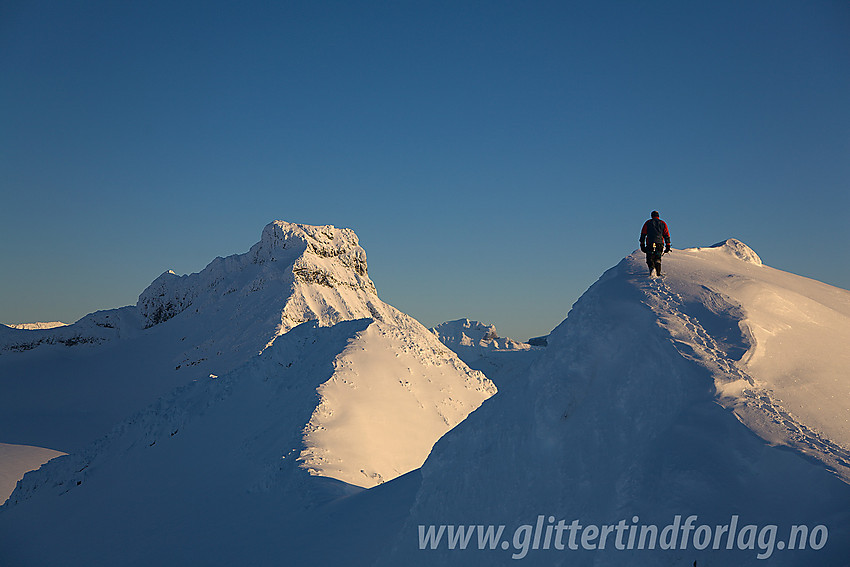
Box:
430;318;532;351
136;221;379;332
4;322;68;330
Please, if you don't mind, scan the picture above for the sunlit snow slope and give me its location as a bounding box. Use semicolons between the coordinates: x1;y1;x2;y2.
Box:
0;444;65;502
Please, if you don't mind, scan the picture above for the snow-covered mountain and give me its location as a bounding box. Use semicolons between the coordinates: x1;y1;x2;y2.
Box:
3;237;849;566
431;318;529;351
431;319;543;388
0;221;495;504
372;239;850;566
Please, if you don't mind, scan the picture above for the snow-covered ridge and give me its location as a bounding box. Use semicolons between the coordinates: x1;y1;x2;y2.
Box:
0;308;140;353
300;316;496;487
4;236;849;565
4;322;67;330
0;444;66;502
375;239;850;566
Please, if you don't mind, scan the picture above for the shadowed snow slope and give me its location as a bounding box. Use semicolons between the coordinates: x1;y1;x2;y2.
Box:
372;240;850;566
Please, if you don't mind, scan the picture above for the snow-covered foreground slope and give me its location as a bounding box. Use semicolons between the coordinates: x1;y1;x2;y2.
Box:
371;240;850;566
643;240;850;477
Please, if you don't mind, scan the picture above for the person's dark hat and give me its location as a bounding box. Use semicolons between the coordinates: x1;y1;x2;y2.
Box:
651;211;659;218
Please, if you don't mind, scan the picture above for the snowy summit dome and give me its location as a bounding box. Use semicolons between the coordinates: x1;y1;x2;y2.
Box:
710;238;762;265
683;238;762;266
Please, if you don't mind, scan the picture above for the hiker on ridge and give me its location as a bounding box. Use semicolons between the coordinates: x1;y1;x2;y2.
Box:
640;211;671;276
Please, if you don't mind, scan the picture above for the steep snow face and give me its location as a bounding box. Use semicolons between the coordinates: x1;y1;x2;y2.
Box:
375;239;850;566
301;316;496;488
0;444;65;502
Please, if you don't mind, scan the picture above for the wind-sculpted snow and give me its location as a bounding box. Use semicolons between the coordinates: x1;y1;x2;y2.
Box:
374;239;850;566
643;239;850;479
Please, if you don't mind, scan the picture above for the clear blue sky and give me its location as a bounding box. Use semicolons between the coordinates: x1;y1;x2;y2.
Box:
2;0;848;341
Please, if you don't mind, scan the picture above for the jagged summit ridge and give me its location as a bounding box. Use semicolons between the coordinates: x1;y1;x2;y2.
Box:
430;318;531;351
136;221;380;333
251;221;369;278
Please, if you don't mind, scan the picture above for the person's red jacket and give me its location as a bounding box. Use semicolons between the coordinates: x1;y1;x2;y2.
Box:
640;218;670;246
